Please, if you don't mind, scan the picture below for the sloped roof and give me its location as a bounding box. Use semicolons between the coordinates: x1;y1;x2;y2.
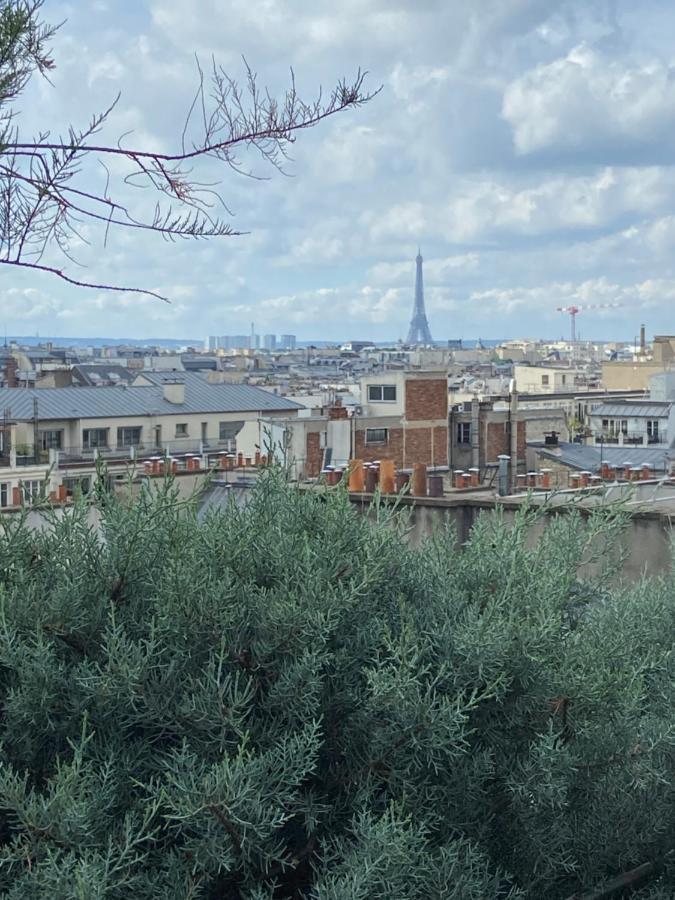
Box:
72;365;135;386
0;379;302;421
591;402;672;418
534;441;671;472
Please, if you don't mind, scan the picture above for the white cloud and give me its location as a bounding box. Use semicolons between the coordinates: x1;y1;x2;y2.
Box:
503;44;675;155
87;52;126;88
9;0;675;341
444;167;675;239
368;254;479;286
464;276;673;321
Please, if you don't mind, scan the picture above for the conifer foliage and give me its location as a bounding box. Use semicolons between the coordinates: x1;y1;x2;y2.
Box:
0;471;674;897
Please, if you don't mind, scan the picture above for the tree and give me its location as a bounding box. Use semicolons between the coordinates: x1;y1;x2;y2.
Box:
0;469;674;897
0;0;376;300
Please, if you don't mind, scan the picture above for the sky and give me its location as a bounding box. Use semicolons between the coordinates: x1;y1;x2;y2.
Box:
5;0;675;342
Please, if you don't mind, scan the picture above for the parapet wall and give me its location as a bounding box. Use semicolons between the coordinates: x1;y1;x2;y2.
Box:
346;491;674;582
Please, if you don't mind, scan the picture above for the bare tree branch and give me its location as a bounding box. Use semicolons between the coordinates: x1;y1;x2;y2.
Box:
0;1;379;301
0;258;169;301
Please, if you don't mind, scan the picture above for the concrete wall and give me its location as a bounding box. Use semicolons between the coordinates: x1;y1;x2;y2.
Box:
348;493;674;583
360;372;405;417
602;362;666;391
514;365;582;393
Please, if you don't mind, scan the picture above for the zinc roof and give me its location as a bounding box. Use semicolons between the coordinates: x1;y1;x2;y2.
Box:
72;365;135;385
535;442;671;472
0;379;302;422
591;402;672;418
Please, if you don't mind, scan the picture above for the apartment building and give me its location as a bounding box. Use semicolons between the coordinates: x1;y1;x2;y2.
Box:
262;370;449;479
513;364;587;393
449;400;569;476
588;401;674;448
0;373;302;509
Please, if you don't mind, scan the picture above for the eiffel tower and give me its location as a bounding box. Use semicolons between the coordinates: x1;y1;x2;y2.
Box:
405;249;433;345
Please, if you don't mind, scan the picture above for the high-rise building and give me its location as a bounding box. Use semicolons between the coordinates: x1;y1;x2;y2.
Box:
263;334;277;351
218;335;251;350
280;334;296;350
405;250;433;345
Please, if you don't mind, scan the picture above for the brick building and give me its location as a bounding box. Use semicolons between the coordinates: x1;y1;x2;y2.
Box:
263;370;449;479
449;399;569;477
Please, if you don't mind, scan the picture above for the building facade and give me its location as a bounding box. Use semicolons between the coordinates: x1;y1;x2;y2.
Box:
0;375;302;510
264;371;449;479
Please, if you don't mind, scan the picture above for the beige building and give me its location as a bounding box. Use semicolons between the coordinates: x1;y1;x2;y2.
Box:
513;364;585;393
0;373;301;509
262;370;450;480
601;361;667;391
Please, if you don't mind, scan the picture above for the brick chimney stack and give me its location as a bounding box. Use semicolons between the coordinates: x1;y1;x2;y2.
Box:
327;398;348;420
5;356;18;388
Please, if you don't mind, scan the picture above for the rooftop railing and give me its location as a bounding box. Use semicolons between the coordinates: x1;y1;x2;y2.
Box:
56;438;237;467
594;431;666;447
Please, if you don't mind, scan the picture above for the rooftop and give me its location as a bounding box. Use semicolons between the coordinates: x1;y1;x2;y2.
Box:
534;441;672;472
72;365;135;386
590;401;673;418
0;378;303;421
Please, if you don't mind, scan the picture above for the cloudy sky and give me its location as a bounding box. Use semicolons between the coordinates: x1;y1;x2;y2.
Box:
6;0;675;342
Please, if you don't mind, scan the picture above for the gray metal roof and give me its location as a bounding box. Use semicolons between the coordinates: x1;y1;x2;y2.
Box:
591;402;672;418
132;370;189;385
72;365;135;385
23;349;58;361
0;379;302;421
535;442;670;472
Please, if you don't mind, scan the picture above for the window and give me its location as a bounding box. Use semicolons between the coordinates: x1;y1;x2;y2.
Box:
116;426;142;449
20;479;43;504
39;429;63;451
561;374;567;385
647;419;660;442
62;476;91;498
541;374;549;386
602;418;628;436
175;423;188;437
365;427;388;444
456;422;471;444
219;421;244;442
82;428;108;449
0;482;8;507
367;384;397;402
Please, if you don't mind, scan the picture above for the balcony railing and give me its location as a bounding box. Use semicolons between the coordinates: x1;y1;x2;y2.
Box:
57;439;236;465
0;438;240;470
594;431;666;446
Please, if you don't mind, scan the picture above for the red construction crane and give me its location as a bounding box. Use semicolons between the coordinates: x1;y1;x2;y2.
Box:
556;303;624;343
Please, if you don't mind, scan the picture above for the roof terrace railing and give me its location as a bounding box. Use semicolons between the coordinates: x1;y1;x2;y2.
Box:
55;438;238;467
594;431;666;447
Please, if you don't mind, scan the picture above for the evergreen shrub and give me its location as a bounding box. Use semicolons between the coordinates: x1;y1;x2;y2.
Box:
0;470;674;898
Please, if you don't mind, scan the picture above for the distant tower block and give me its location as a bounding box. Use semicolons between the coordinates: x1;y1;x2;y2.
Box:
405;249;433;345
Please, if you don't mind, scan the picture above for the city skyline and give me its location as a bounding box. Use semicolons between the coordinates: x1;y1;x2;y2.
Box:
4;1;675;341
